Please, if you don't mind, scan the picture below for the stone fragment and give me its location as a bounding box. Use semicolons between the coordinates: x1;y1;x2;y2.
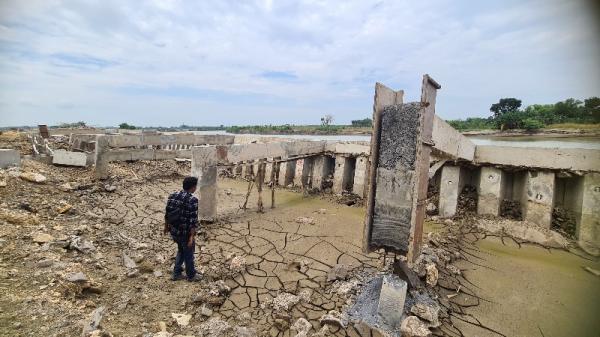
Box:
291;318;312;337
446;264;461;275
426;202;437;214
104;185;117;192
122;252;137;269
295;216;315;225
400;316;431;337
270;292;300;311
377;275;407;328
20;172;46;183
197;318;231;336
327;264;349;282
82;306;105;337
68;236;96;253
65;272;88;283
36;259;54;268
171;313;191;327
200;304;213;317
229;256;246;273
32;233;54;243
52;150;87;167
410;298;440;327
59;182;74;191
57;203;73;214
235;326;257;337
425;263;438;287
319;310;347;328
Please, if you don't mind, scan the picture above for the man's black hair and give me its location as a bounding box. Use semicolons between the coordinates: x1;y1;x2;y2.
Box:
183;176;198;191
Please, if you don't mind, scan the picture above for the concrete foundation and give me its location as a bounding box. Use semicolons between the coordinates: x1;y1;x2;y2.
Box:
439;165;462;218
353;156;368;198
576;173;600;254
52;150;87;167
521;171;555;228
0;149;20;168
477;167;505;216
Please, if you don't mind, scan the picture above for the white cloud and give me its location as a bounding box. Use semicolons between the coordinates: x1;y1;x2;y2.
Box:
0;0;598;126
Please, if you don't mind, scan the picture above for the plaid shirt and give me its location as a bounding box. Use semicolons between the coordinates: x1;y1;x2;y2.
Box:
165;190;198;239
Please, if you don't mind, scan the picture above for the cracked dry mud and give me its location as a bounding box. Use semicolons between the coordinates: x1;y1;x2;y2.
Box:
0;160;387;337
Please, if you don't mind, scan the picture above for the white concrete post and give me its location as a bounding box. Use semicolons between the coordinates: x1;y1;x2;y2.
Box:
439;165;462;218
333;155;347;194
94;135;110;179
353;155;368;198
576;173;600;254
520;170;555;228
278;160;295;186
294;159;304;186
477;167;505;216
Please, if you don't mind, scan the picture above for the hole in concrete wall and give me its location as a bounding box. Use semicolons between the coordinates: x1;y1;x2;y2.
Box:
343;157;356;192
322;156;335;190
456;166;478;215
552;175;582;239
500;171;524;220
427;170;441;215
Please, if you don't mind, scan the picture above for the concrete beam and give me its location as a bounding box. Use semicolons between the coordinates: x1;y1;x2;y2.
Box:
521;171;555;228
432;116;476;161
106;134;234;148
477;167;505;216
191;141;327;165
475;146;600;173
52;150;87;167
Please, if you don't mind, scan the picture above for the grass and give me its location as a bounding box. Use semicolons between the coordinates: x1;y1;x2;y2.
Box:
545;123;600;130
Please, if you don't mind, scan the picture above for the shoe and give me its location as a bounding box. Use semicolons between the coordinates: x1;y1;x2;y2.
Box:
171;274;186;281
187;274;202;282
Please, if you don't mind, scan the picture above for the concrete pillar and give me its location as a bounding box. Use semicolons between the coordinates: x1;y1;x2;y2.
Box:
198;166;217;221
477;167;505;216
439;165;462;218
576;173;600;254
520;171;555;228
234;163;243;177
353;156;368;198
265;157;274;183
311;155;333;190
278;160;296;187
294;159;304;186
94;135;109;179
333;155;346;194
301;157;314;188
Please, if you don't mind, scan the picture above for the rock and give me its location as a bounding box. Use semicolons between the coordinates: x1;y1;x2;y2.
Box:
425;263;438;287
20;172;46;183
36;259;54;268
198;318;231;336
446;264;461;275
32;233;54;243
122;252;138;269
295;216;315;225
443;219;453;226
425;202;437;214
229;256;246;273
291;318;312;337
235;326;257;337
400;316;431;337
104;185;117;192
65;272;88;283
270;292;300;311
0;179;6;187
319;310;347;328
59;183;74;191
69;236;96;253
82;306;105;337
316;208;327;214
57;203;73;214
153;270;163;277
200;304;213;317
327;264;349;282
171;313;191;327
410;298;440;327
312;326;330;337
377;275;407;328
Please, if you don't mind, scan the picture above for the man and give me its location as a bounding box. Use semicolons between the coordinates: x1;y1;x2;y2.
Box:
164;176;201;282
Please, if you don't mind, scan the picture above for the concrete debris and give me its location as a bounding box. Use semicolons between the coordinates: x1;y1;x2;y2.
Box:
65;272;88;283
104;185;117;192
327;264;349;282
32;232;54;243
291;318;312;337
229;256;246;272
200;304;213;317
377;275;407;328
82;306;105;337
295;216;315;225
475;218;569;248
425;263;438;287
409;294;440;328
57;201;73;213
446;264;461;276
312;326;330;337
197;317;232;336
122;252;138;269
331;279;360;296
425;202;437;214
319;310;347;328
400;316;431;337
20;171;47;183
170;313;191;327
235;326;257;337
270;292;300;311
68;236;96;253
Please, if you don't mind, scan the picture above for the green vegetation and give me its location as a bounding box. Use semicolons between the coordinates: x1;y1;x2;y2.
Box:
225;124;352;135
351;118;372;127
53;121;87;128
119;123;138;130
448;96;600;131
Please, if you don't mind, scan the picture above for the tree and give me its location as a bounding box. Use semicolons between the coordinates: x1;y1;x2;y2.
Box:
320;114;334;126
490;98;522;118
583;97;600;122
119;123;137;130
351;118;372;127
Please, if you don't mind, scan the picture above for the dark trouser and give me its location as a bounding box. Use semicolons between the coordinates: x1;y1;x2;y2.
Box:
173;236;196;279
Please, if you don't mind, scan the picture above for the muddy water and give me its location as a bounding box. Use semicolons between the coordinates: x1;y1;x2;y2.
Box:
454;237;600;337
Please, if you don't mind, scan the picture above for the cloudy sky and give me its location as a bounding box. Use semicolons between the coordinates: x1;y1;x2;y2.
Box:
0;0;599;127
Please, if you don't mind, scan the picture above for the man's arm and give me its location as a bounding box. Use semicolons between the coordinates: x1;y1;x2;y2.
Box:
164;194;172;234
187;197;199;247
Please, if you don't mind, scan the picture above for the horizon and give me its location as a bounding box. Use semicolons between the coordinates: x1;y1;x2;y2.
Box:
1;0;600;127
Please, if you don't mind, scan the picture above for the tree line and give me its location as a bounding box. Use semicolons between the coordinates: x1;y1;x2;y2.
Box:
448;97;600;131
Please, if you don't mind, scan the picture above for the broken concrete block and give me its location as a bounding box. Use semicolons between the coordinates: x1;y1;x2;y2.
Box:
53;150;87;167
377;275;407;328
327;264;349;282
82;306;105;337
20;172;46;183
0;149;20;168
400;316;431;337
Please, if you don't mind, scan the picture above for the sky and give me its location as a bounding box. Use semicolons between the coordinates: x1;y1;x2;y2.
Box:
0;0;599;127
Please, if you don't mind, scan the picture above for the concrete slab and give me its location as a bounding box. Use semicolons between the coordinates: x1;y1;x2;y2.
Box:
0;149;20;168
377;275;407;328
52;150;87;167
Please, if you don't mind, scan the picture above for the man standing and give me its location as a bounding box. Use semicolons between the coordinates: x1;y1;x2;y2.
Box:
164;176;202;282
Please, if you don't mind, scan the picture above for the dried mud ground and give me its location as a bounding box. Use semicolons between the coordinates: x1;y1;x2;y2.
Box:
1;160;599;337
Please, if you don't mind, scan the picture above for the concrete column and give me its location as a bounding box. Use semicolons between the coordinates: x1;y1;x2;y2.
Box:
353;156;368;198
265;157;274;183
234;163;243;177
520;171;555;228
439;165;462;218
311;155;331;190
301;157;314;188
576;173;600;254
198;166;217;221
294;159;305;186
94;135;109;179
241;161;249;178
278;160;296;187
333;155;347;194
477;167;505;216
